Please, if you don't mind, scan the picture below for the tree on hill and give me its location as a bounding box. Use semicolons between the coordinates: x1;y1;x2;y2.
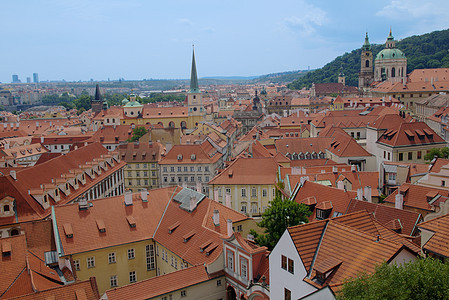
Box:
128;126;148;142
289;29;449;89
338;257;449;300
250;195;311;250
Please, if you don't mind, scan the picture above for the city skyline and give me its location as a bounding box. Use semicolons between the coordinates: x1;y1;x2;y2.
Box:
2;0;449;83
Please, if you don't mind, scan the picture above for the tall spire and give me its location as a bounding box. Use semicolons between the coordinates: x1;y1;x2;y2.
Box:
189;46;199;93
94;84;102;100
362;32;371;51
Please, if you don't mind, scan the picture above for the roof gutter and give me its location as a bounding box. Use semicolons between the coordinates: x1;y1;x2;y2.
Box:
307;220;329;278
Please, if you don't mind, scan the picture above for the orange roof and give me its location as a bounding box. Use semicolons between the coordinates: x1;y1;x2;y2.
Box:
418;213;449;258
384;183;448;212
275;137;332;156
408;68;449;82
54;187;174;255
118;141;164;163
104;265;215;300
9;277;100;300
209;157;279;185
378;122;445;147
159;140;222;165
287;211;419;291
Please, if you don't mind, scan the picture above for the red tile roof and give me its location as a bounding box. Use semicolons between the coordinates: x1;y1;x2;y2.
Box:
104;265;215;300
378;122;445;147
418;213;449;258
384;183;448;212
159;140;222;165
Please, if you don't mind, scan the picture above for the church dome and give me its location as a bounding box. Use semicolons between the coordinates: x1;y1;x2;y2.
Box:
375;48;406;60
121;98;129;105
124;101;143;108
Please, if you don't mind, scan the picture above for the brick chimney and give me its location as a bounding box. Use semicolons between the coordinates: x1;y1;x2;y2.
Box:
227;219;233;237
395;193;403;209
364;186;372;203
124;190;133;206
213;209;220;226
140;189;148;202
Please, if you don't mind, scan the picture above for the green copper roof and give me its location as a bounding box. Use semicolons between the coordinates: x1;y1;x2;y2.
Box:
362;32;371;51
387;28;394;40
124;100;143;107
189;47;200;93
375;48;406;60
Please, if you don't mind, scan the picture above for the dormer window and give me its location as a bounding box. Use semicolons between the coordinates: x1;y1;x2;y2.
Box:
191;154;196;161
177;154;183;160
2;241;11;257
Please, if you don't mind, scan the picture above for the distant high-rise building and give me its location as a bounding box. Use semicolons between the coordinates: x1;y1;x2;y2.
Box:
12;74;20;83
33;73;39;83
26;77;31;83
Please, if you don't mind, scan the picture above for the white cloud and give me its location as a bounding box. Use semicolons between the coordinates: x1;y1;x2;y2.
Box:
284;2;327;36
177;18;193;26
377;0;449;18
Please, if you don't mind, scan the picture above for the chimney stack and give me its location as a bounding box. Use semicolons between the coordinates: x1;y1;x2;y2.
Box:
333;166;338;174
337;181;344;190
4;143;9;150
225;192;231;208
364;186;372;203
213;209;220;226
351;165;356;172
140;189;148;202
189;197;197;212
357;188;363;200
395;193;404;209
10;170;16;180
124;190;133;206
214;188;219;202
196;182;202;193
227;219;233;237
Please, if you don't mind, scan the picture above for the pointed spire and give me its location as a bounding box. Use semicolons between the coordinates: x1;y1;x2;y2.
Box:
362;32;371;51
387;27;394;40
94;84;102;101
189;46;199;93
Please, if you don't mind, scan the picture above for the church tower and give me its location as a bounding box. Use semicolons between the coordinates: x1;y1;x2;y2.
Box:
187;47;205;128
91;84;103;114
358;32;374;92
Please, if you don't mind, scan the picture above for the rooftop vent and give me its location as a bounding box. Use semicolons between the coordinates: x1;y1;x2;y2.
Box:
126;215;136;228
96;219;106;233
63;223;73;238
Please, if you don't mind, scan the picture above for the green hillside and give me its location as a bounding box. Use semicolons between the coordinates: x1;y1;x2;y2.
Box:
251;69;311;84
288;28;449;89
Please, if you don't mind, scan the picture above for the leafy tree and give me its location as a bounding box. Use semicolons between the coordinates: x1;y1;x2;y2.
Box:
250;195;311;250
128;127;148;142
73;94;92;111
338;257;449;300
424;147;449;161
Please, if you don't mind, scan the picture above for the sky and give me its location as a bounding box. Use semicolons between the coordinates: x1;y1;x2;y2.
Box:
1;0;449;83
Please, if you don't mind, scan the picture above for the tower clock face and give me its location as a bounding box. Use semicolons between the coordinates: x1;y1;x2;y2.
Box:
366;53;370;56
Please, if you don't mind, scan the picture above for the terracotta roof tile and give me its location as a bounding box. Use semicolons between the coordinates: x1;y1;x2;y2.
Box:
384;183;448;212
418;213;449;258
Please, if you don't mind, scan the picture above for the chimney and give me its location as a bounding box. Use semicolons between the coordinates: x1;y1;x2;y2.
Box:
4;143;9;150
40;136;44;143
10;170;16;180
10;123;13;128
357;188;363;200
196;182;202;193
16;122;19;128
337;181;344;190
140;188;148;202
214;188;219;202
225;192;231;208
395;193;403;209
189;197;197;211
300;176;309;185
351;165;356;172
227;219;233;237
182;182;187;188
213;209;220;226
364;186;372;203
3;123;6;129
333;166;338;174
36;121;39;128
124;190;133;206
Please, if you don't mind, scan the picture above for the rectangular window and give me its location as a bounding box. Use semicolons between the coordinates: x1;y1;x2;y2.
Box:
237;225;242;232
241;258;248;279
417;151;422;159
181;291;186;297
110;275;118;288
136;171;140;177
388;152;391;160
190;166;194;172
163;167;167;172
170;166;175;172
408;152;412;160
184;176;188;182
198;166;202;171
184;166;188;172
285;288;292;300
108;252;116;264
281;255;287;270
226;188;231;194
442;180;446;187
128;248;135;260
190;176;195;182
129;271;136;283
143;163;148;168
262;189;267;197
198;176;202;182
143;171;148;177
218;188;222;197
227;250;234;271
136;164;140;169
399;153;403;161
251;188;257;198
74;259;80;271
288;258;294;274
205;166;209;172
217;279;222;286
241;188;247;197
178;166;182;172
146;244;155;270
87;257;95;268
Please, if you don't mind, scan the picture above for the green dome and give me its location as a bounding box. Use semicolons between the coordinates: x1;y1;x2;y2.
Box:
375;48;405;60
121;98;129;105
124;101;143;108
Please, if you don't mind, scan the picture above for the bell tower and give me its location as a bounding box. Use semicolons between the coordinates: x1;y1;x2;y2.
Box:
358;32;374;92
187;46;205;127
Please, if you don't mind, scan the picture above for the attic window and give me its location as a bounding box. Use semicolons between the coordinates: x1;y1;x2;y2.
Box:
177;154;183;160
183;230;196;242
228;170;233;177
191;154;196;160
199;240;213;252
96;219;106;233
204;242;219;256
63;223;73;238
126;215;136;228
168;221;181;234
2;241;11;257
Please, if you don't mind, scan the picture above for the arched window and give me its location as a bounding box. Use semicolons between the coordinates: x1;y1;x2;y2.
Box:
158;122;163;127
365;60;369;68
180;121;187;129
10;228;19;236
168;121;175;128
391;67;396;77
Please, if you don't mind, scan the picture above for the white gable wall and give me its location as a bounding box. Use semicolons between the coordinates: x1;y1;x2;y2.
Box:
270;230;317;299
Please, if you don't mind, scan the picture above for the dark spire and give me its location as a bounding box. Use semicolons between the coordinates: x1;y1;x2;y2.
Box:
189;46;200;93
94;84;102;101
